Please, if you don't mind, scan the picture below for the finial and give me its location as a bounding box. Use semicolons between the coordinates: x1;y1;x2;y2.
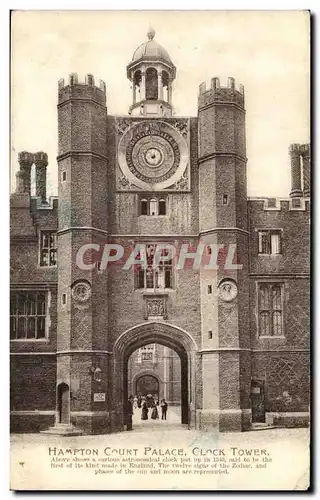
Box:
147;27;155;40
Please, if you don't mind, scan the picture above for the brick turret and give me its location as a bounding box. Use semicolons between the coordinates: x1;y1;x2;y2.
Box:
197;77;250;432
56;73;109;434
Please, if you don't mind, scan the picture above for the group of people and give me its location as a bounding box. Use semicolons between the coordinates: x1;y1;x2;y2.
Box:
124;394;168;430
141;397;168;421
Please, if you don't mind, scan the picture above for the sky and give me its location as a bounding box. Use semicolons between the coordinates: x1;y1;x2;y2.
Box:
11;10;310;197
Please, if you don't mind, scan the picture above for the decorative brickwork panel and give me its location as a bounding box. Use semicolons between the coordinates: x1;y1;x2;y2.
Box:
219;353;240;409
71;308;92;350
252;353;310;412
10;356;56;411
218;305;238;348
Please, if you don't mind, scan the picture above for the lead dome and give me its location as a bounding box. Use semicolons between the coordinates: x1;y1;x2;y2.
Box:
131;29;173;65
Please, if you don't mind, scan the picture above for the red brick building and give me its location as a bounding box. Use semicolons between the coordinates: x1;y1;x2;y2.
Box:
10;30;310;434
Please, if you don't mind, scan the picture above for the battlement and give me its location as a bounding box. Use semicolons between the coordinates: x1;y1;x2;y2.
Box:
31;195;59;211
198;77;245;109
58;73;107;106
248;197;310;212
289;143;310;156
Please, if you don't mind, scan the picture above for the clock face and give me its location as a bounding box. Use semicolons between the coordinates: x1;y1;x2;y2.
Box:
72;281;91;303
117;120;189;190
218;280;238;302
144;147;163;167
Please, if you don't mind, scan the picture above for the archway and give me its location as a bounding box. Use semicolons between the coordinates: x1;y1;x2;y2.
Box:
113;322;197;431
135;374;159;399
57;382;70;424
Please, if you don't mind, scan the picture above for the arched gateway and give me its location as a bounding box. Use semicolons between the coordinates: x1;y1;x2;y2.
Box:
112;322;198;431
135;374;159;398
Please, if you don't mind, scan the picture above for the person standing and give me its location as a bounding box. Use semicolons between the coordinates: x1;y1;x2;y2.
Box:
141;398;148;420
151;402;159;420
124;395;134;431
160;399;168;420
133;395;138;410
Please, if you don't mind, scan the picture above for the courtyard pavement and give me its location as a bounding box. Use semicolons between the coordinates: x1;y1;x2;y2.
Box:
132;403;182;431
10;409;310;491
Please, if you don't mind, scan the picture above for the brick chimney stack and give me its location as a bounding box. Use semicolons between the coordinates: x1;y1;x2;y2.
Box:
289;144;303;198
34;151;48;203
16;151;34;195
300;144;310;197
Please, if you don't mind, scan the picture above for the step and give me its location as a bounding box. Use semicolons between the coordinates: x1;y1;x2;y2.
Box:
40;424;83;436
251;423;276;431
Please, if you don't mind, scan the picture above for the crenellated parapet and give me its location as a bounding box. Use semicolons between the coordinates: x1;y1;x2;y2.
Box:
198;77;245;110
58;73;107;106
289;143;310;157
248;197;310;212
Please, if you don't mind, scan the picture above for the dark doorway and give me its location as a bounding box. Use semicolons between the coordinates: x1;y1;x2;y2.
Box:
136;375;159;400
251;380;266;423
57;382;70;424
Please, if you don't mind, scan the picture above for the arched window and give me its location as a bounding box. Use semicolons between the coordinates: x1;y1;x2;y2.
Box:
146;68;158;100
158;198;166;215
139;196;167;217
140;198;148;215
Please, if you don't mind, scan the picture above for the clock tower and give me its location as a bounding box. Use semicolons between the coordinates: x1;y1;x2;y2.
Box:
53;28;251;434
10;26;311;437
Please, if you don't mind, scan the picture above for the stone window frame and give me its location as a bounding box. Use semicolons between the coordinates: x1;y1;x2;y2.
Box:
39;230;57;267
134;243;174;291
255;280;285;339
256;228;283;256
139;344;156;362
138;194;168;217
10;288;51;342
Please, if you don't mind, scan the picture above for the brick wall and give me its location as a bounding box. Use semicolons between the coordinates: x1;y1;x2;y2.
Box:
10;355;56;410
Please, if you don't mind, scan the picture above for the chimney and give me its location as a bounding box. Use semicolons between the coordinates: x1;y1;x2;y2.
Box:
17;151;34;195
289;144;303;198
34;151;48;203
301;144;310;197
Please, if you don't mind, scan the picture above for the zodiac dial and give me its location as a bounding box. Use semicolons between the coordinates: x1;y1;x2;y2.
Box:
117;120;189;190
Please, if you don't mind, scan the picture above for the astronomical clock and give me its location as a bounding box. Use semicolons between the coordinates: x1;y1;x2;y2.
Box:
116;118;190;191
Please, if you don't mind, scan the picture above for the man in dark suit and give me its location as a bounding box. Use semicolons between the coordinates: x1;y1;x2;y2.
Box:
161;399;168;420
124;395;134;431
